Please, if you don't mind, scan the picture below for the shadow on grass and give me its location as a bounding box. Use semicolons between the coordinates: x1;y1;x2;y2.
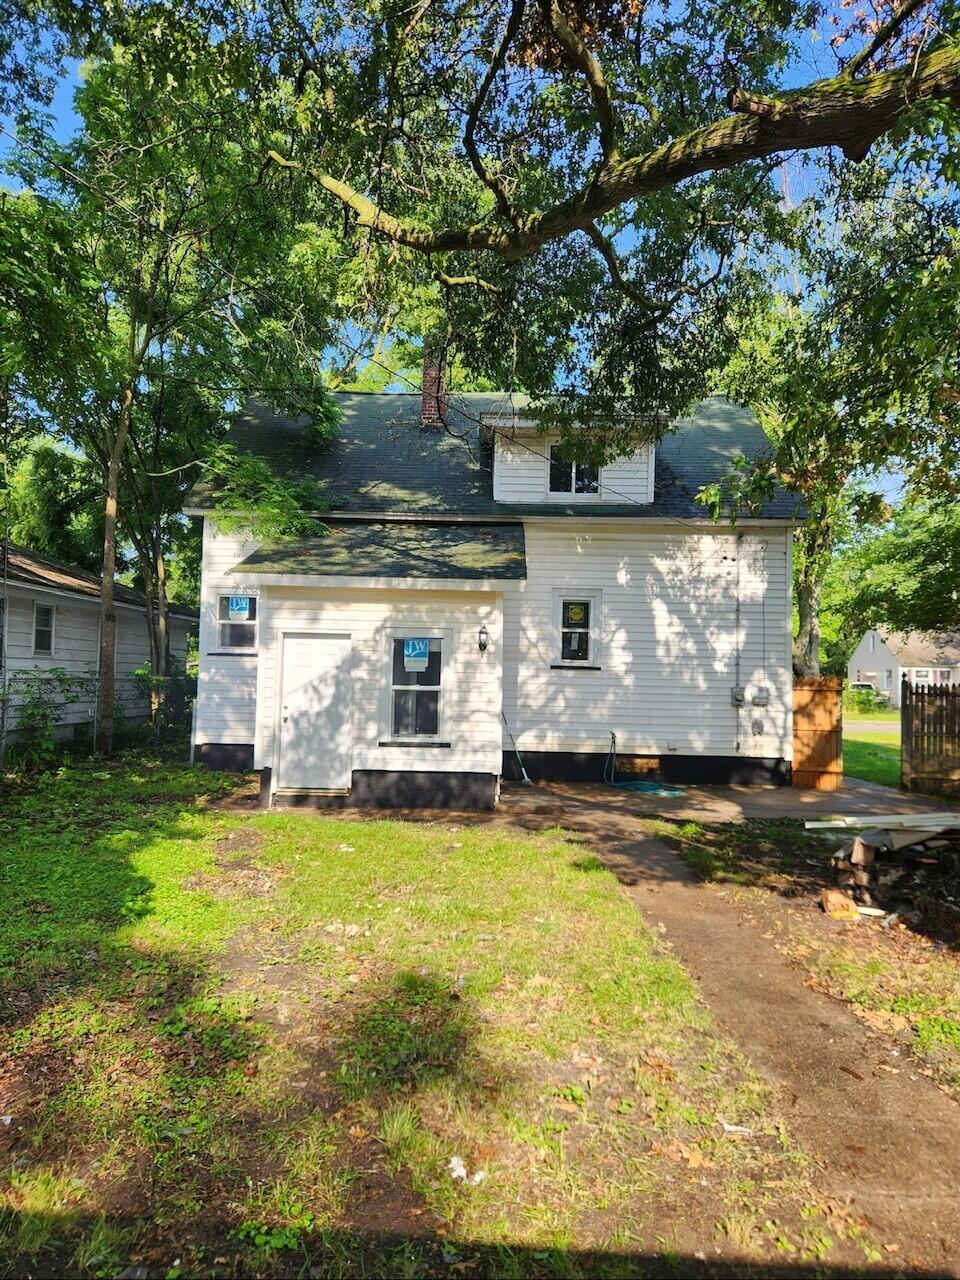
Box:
0;1210;946;1280
335;971;476;1100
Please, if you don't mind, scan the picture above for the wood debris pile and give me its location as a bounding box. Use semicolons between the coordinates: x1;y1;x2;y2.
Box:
805;814;960;938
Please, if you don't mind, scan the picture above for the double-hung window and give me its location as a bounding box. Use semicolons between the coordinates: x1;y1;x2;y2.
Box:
389;636;442;739
33;603;54;656
555;593;599;666
548;444;600;495
217;594;257;651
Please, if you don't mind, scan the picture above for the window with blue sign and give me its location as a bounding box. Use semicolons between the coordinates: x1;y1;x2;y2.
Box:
217;594;257;650
391;636;441;737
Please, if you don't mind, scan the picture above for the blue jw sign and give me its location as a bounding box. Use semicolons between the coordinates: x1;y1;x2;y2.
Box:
403;637;430;672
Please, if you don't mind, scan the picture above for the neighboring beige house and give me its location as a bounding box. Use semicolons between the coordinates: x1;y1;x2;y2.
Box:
847;628;960;707
186;382;802;809
0;542;197;740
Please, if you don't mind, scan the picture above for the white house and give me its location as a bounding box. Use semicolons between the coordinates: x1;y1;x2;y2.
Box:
848;629;960;707
0;542;196;740
186;383;801;809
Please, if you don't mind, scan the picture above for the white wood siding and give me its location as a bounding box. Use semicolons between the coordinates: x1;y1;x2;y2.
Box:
194;519;262;746
502;523;793;760
196;517;792;771
256;588;503;782
493;434;654;504
2;583;194;733
847;631;901;704
2;586;190;677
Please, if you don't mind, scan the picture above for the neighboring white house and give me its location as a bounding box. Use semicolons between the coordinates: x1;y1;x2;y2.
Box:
185;382;802;809
0;542;197;741
848;628;960;707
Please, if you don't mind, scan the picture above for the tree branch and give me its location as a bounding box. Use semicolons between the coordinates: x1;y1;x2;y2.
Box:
268;45;960;261
435;270;502;292
463;0;526;223
844;0;929;78
583;224;665;309
539;0;618;165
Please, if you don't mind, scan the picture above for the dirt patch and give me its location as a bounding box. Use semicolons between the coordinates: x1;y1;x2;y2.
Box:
215;826;267;858
505;803;960;1275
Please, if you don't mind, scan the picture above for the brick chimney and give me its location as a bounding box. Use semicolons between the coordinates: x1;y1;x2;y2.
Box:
421;348;446;427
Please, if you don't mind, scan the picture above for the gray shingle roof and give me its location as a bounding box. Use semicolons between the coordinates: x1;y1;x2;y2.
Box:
0;541;198;619
233;521;526;581
186;392;800;522
882;630;960;667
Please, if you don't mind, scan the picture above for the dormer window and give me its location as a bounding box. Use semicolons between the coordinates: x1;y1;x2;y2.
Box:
549;445;599;495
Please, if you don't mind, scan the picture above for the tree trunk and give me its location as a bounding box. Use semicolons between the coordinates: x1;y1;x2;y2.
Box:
155;535;170;676
792;497;835;678
794;564;822;677
95;387;134;755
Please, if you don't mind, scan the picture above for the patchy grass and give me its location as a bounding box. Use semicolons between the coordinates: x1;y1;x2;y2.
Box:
655;816;960;1098
843;730;901;788
0;754;866;1276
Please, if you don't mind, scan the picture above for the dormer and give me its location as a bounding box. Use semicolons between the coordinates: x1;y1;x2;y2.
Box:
485;414;655;506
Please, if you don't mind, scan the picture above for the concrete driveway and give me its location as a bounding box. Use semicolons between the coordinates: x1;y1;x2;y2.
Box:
845;717;900;734
498;773;935;825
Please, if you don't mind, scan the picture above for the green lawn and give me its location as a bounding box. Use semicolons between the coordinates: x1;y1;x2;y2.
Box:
0;753;867;1277
841;704;898;722
842;729;901;788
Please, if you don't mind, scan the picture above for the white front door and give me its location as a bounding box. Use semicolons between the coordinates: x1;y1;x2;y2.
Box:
278;633;352;791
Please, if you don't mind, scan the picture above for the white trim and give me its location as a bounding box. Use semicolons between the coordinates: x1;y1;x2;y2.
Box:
214;592;259;654
545;442;603;502
379;624;453;745
32;600;56;657
552;589;601;667
184;506;798;529
1;577;195;619
232;573;519;592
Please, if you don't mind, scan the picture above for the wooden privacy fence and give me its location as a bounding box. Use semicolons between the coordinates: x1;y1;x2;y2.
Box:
793;676;843;790
901;679;960;795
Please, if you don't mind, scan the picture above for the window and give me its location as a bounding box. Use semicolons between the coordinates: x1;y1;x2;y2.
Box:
390;636;442;738
885;669;893;689
869;632;877;652
549;444;599;495
33;603;54;655
217;595;257;650
937;669;952;683
914;668;930;682
555;593;599;666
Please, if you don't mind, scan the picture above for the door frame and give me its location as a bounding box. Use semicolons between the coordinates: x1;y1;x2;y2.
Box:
273;629;353;795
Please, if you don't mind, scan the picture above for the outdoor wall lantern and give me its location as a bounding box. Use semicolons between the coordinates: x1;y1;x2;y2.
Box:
478;623;489;652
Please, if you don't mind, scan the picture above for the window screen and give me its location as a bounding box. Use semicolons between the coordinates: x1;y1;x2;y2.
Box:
391;637;441;737
560;599;591;662
33;604;54;655
217;595;257;650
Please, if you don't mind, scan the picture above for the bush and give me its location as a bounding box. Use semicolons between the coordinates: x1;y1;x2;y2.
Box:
1;669;97;767
844;685;889;714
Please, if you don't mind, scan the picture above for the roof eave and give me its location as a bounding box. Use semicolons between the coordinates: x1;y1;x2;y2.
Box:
229;570;523;591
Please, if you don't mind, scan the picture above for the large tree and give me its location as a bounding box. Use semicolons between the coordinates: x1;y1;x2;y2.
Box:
5;42;338;750
713;153;960;675
11;1;959;416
